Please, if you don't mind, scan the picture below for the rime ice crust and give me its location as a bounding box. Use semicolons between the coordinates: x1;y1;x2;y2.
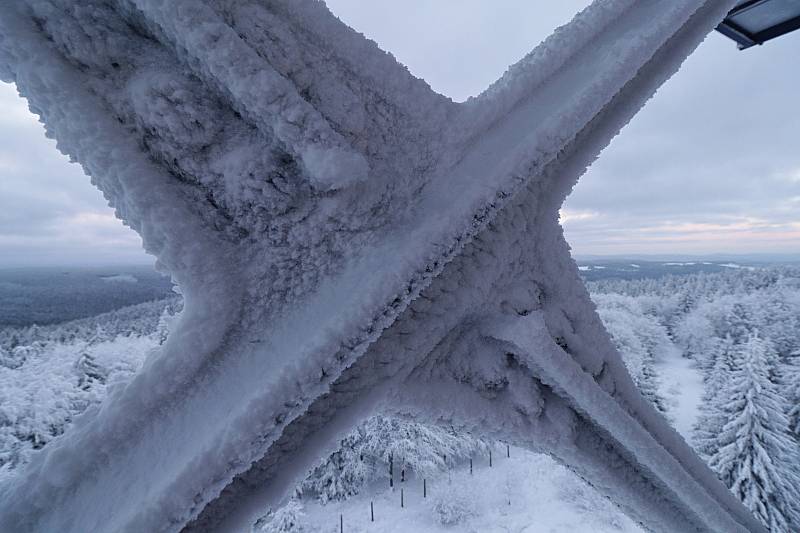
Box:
0;1;764;533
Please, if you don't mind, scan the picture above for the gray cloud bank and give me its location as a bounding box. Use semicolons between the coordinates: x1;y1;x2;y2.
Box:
0;83;146;266
564;25;800;255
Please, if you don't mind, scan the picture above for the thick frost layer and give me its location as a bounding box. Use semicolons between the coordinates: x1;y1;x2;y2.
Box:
0;1;764;532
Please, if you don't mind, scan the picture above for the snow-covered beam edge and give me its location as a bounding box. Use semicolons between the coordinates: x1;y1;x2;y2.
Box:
187;0;765;527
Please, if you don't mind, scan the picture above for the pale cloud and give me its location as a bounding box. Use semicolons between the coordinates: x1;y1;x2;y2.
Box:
562;215;800;256
782;168;800;183
559;209;599;224
66;211;124;228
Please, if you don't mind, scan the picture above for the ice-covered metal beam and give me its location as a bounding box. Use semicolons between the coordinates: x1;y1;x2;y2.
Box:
0;0;765;532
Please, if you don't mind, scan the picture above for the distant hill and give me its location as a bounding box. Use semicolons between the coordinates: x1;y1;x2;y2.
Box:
0;266;175;327
576;259;765;281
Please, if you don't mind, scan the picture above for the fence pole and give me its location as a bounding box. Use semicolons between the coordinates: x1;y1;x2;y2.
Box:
507;444;510;458
489;450;492;468
371;501;374;522
470;458;473;475
423;478;427;498
389;453;393;488
401;488;404;508
340;513;343;533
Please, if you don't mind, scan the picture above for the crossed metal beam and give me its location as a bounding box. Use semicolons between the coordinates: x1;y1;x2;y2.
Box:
0;1;766;531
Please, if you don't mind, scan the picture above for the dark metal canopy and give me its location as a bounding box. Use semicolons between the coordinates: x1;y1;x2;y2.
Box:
717;0;800;49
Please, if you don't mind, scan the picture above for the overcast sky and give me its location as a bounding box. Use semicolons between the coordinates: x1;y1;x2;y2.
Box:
0;1;798;266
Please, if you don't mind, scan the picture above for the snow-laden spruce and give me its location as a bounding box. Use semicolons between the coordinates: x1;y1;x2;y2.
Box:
590;266;800;532
706;334;800;531
783;352;800;439
0;1;764;532
300;416;488;504
693;334;738;459
591;293;671;414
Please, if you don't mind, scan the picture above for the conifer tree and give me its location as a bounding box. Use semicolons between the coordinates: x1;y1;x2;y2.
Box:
693;334;736;458
707;333;800;531
781;351;800;439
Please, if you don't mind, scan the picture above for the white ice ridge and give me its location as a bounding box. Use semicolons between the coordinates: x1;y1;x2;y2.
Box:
0;1;765;532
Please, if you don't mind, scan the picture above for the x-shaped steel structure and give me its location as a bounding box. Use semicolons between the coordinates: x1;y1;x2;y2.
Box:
0;1;768;531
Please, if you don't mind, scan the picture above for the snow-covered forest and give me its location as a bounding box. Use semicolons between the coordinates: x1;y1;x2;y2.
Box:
590;266;800;531
2;266;798;531
0;297;180;474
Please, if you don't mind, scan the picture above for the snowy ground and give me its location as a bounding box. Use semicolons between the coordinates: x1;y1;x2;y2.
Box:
286;448;642;533
272;335;708;533
654;344;704;438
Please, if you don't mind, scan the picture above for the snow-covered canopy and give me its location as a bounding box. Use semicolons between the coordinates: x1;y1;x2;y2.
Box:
0;1;765;532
